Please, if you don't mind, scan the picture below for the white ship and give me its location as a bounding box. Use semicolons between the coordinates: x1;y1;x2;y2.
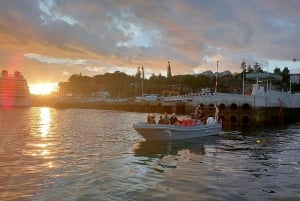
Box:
0;70;32;108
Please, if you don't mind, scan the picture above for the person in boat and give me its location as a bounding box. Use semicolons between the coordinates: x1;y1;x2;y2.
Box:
207;115;215;124
215;105;219;123
147;114;152;123
163;112;170;124
150;114;156;124
147;114;156;124
158;115;164;124
170;113;178;125
194;105;204;120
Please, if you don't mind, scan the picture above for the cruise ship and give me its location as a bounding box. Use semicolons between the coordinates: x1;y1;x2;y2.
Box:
0;69;32;108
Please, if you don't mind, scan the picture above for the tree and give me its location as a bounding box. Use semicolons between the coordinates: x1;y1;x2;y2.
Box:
241;60;247;73
273;67;290;91
241;60;247;95
64;68;253;98
273;67;281;75
282;67;290;90
253;63;263;72
247;64;254;73
68;74;93;95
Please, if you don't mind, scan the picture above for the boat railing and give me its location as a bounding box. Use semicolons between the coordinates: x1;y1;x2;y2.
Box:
161;92;213;102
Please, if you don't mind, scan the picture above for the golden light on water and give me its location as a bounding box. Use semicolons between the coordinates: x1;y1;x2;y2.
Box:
39;107;51;137
29;83;57;95
38;107;53;163
23;107;54;166
41;149;50;156
47;162;54;168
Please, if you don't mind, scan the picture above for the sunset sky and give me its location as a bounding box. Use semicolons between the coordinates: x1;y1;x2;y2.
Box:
0;0;300;88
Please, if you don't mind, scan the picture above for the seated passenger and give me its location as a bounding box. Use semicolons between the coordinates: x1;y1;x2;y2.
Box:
163;112;170;124
147;114;151;123
170;113;178;125
150;114;156;124
206;116;215;124
158;115;164;124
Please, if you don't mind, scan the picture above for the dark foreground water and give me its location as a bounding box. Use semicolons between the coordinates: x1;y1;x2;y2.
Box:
0;107;299;201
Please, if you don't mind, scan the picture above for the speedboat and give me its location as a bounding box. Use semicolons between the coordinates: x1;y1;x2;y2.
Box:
132;117;222;141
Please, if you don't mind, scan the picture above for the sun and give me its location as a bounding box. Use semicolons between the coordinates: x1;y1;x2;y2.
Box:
29;83;57;95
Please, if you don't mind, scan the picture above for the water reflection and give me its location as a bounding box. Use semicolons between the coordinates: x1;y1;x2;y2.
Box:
0;109;299;200
39;107;51;138
23;107;55;169
133;136;219;158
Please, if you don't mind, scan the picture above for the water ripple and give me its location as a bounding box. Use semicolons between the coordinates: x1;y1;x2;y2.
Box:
0;108;299;201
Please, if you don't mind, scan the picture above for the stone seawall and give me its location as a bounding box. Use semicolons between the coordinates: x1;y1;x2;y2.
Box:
52;100;300;126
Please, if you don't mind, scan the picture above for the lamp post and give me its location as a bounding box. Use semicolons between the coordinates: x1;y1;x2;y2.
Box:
215;60;219;93
241;60;246;95
141;65;144;96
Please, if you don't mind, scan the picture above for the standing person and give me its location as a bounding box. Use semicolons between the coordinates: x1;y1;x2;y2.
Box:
195;105;204;119
163;112;169;124
215;105;219;123
170;113;178;125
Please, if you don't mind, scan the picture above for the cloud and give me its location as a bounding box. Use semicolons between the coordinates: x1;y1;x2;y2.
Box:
0;0;299;84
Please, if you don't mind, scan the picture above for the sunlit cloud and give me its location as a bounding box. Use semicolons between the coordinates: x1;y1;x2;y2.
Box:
25;53;87;65
85;66;105;73
61;71;70;76
113;16;161;48
0;0;299;85
39;0;77;25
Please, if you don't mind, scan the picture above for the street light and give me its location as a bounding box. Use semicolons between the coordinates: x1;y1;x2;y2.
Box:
141;65;144;96
241;60;246;95
290;58;300;92
215;60;219;93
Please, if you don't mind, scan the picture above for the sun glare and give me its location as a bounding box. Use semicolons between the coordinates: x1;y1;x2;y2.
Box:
29;83;57;95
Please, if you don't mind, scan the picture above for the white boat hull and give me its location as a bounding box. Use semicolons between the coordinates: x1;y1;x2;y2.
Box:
132;122;222;140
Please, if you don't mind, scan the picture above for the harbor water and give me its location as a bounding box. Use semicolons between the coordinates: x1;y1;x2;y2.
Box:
0;107;299;201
